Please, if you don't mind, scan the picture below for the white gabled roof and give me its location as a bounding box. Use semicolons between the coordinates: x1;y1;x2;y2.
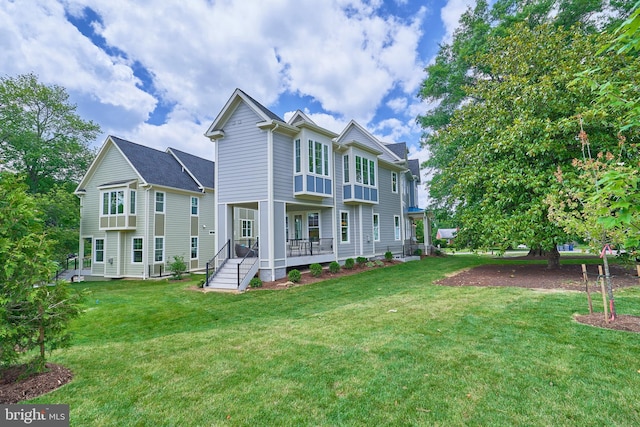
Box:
335;120;405;163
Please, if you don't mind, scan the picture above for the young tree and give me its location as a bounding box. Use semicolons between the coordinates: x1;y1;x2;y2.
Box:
0;173;83;372
0;73;100;193
422;24;632;267
37;184;81;264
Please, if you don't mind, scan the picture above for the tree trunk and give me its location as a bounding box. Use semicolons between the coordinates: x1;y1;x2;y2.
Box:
547;246;560;269
527;248;545;257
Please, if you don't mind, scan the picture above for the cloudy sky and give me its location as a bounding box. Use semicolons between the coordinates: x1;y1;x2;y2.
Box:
1;0;476;205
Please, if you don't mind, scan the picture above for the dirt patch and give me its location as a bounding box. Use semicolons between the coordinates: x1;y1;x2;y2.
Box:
0;363;73;404
436;262;640;333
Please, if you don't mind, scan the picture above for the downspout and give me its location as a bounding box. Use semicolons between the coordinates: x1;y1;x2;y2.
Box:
143;185;152;279
332;146;338;262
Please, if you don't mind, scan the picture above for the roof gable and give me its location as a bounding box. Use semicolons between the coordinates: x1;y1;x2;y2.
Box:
408;159;421;183
335;120;403;163
110;136;201;192
205;88;284;138
168;148;215;189
386;142;408;160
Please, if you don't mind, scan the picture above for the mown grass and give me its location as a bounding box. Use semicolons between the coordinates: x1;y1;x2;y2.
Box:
30;255;640;426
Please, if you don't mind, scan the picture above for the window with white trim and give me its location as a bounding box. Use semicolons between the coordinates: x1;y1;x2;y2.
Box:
308;139;330;176
343;155;349;183
308;212;319;241
132;238;143;263
154;237;164;263
373;213;380;242
394;216;401;240
355;156;376;186
101;190;125;216
130;190;136;214
95;239;104;263
241;219;253;238
191;237;198;259
294;139;301;173
155;192;165;213
191;197;198;216
392;172;398;193
340;211;349;243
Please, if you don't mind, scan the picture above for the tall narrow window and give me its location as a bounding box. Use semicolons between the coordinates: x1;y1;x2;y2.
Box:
95;239;104;263
191;237;198;259
314;141;322;174
343;155;350;183
294;139;301;173
355;156;363;183
110;192;117;214
154;237;164;262
308;212;319;241
130;190;136;214
392;172;398;193
191;197;198;216
369;161;375;186
155;192;165;213
132;238;143;263
373;214;380;241
308;140;314;173
340;211;349;243
116;191;124;214
362;158;369;185
102;193;109;215
394;216;401;240
323;145;329;175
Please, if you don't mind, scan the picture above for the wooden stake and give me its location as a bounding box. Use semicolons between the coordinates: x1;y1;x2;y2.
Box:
582;264;593;314
598;265;608;323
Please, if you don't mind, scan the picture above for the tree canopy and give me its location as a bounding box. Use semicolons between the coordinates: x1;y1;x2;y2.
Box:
421;22;636;266
0;73;100;193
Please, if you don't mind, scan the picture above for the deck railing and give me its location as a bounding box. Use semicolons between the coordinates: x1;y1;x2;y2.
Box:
287;238;333;257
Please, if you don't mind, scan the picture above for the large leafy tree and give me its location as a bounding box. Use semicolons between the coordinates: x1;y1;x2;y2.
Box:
0;73;100;194
418;0;635;137
423;23;632;267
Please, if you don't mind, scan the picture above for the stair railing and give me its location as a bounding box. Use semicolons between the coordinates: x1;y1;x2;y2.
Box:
236;239;259;288
206;240;231;286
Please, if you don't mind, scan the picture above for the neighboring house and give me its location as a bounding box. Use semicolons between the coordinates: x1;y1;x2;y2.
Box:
436;228;458;245
204;89;426;285
75;136;215;279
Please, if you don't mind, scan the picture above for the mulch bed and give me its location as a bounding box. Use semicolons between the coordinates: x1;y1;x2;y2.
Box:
0;363;73;404
436;261;640;333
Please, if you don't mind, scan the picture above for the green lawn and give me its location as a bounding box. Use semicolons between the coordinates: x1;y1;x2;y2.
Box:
29;255;640;426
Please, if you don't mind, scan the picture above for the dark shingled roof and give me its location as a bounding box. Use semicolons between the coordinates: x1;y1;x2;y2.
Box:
386;142;408;160
237;89;284;122
110;136;201;192
408;159;421;183
169;148;215;189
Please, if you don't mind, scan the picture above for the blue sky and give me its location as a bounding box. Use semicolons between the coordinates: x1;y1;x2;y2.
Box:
1;0;476;205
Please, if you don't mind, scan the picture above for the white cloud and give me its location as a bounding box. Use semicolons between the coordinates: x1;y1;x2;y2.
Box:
440;0;476;44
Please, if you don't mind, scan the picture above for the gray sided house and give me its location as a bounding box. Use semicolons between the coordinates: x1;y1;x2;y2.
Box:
204;89;426;287
75;136;215;279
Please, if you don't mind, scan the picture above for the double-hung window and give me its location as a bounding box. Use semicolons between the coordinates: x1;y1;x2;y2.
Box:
391;172;398;193
355;156;376;186
155;192;165;213
154;237;164;263
340;211;349;243
95;239;104;263
394;216;401;240
191;197;198;216
132;238;143;263
308;212;319;241
191;237;198;259
373;214;380;241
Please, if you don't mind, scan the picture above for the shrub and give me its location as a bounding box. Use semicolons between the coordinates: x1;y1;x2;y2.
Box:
356;256;367;266
288;269;301;283
249;277;263;288
375;260;384;267
414;248;423;256
366;261;375;268
384;251;393;261
310;263;323;277
169;255;188;280
329;261;340;273
344;258;355;269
